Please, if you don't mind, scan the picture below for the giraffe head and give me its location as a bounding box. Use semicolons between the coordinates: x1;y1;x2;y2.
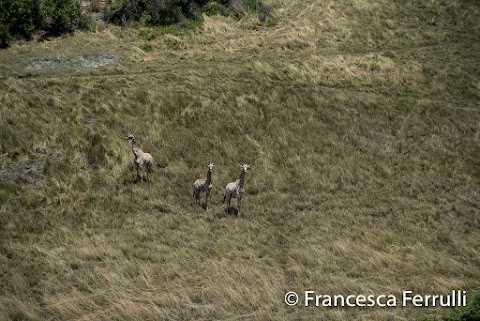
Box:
240;164;251;172
125;134;136;141
207;163;214;171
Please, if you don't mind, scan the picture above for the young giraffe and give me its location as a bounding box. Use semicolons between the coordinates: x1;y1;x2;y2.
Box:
223;164;251;215
193;163;214;210
125;134;154;182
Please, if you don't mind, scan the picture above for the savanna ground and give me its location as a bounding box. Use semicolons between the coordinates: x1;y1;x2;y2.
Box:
1;0;480;320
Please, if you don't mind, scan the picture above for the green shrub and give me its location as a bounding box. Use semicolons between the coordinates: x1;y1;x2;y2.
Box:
264;15;279;27
0;0;274;48
0;0;42;39
141;42;153;52
77;12;97;31
0;24;12;48
460;293;480;321
423;293;480;321
0;0;82;48
42;0;80;34
105;0;272;27
139;29;158;41
204;2;228;16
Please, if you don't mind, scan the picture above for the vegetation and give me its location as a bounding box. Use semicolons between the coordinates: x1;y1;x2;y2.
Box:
0;0;479;320
105;0;272;28
42;0;80;34
0;0;272;47
0;0;80;47
423;293;480;321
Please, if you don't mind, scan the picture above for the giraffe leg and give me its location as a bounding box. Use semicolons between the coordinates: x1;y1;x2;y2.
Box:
139;163;146;182
134;163;138;182
205;189;210;210
146;164;151;181
136;166;141;182
237;195;242;216
194;190;200;204
224;194;230;212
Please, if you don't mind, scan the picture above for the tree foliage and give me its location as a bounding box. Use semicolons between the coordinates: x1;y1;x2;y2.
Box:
42;0;80;34
0;0;42;40
105;0;271;26
106;0;206;26
0;0;272;48
0;0;81;47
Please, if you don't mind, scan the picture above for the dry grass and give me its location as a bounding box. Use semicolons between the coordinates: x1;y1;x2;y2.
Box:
1;0;480;320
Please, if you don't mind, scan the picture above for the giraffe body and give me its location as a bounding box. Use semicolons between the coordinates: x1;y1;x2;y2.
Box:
224;164;251;215
193;163;214;210
125;134;154;182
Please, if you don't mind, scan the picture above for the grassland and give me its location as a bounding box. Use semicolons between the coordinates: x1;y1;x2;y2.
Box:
1;0;480;320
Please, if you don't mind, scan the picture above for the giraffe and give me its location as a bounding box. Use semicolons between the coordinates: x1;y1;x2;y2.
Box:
193;163;214;210
125;134;154;182
121;13;127;31
223;164;251;215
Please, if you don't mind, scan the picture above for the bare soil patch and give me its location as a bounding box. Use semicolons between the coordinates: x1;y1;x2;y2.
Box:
26;54;117;70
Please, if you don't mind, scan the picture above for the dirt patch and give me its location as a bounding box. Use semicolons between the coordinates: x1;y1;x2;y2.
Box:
26;57;62;69
26;54;117;70
0;154;61;184
69;54;117;68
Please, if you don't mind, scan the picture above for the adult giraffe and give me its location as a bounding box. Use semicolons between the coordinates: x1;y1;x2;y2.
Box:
223;164;251;215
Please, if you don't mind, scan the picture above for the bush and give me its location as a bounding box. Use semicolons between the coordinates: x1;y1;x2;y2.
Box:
423;292;480;321
0;0;274;48
0;0;42;39
77;13;97;32
0;24;12;48
459;292;480;321
264;15;278;27
42;0;80;34
105;0;206;26
105;0;273;27
204;2;228;16
0;0;82;48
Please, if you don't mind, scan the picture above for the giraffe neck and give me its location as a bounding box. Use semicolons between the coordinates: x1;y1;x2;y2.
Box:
206;168;212;185
131;139;140;157
238;170;246;188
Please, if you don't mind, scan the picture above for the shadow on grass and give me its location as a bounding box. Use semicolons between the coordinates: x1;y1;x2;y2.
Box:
123;177;153;185
224;207;239;216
